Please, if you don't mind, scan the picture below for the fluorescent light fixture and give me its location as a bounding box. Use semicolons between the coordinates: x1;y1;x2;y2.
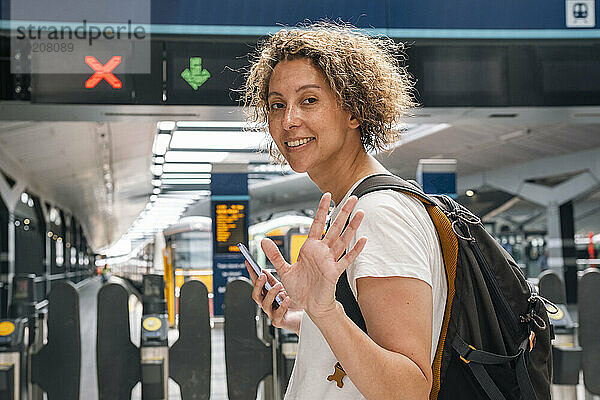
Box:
396;124;452;146
161;173;211;179
161;178;211;185
133;224;178;230
152;200;194;206
133;221;179;226
139;215;184;221
250;164;293;173
160;193;204;199
131;226;174;231
170;130;265;150
150;164;164;176
159;192;209;199
136;218;179;223
162;163;212;173
499;130;527;142
140;213;185;219
144;209;181;215
145;210;187;215
138;214;184;219
153;196;195;202
152;133;171;156
164;151;228;163
146;205;189;211
176;121;248;129
131;220;179;227
157;121;176;131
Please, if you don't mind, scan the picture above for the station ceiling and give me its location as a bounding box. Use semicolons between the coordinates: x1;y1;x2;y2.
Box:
0;104;599;250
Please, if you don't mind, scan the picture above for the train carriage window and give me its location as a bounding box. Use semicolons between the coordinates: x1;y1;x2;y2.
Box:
171;231;212;268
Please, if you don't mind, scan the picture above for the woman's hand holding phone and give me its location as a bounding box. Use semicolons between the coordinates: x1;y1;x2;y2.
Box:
243;259;303;334
238;243;283;309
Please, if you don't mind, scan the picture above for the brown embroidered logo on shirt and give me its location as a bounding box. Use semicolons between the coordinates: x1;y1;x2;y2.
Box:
327;362;346;388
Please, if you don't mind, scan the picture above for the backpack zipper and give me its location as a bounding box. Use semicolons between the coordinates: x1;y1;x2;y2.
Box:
469;240;521;335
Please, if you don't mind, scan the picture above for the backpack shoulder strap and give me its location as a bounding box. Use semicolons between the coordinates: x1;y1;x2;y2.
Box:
336;173;435;334
350;173;435;205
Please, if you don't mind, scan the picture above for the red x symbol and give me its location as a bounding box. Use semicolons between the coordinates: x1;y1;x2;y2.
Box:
84;56;122;89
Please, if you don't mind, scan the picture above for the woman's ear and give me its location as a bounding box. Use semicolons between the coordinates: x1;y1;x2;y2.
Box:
348;114;360;130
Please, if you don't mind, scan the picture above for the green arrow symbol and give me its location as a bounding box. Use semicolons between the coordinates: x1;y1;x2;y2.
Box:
181;57;211;90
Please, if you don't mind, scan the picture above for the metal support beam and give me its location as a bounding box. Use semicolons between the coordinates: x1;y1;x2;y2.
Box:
482;196;521;221
458;147;600;202
546;202;564;269
560;202;578;304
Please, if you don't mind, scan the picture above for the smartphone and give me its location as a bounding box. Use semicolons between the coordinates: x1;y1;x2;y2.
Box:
237;243;282;308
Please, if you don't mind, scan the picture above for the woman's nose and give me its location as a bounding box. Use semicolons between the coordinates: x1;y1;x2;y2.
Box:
283;104;301;130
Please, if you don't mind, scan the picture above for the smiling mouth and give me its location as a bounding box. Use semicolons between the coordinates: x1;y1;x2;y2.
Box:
285;137;315;148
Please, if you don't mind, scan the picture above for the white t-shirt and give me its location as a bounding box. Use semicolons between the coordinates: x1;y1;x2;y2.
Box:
284;176;448;400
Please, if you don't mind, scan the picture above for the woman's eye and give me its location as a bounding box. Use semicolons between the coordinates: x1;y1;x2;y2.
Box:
270;102;284;110
302;97;317;104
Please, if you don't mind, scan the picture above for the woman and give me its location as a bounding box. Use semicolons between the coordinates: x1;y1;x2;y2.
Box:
243;23;447;400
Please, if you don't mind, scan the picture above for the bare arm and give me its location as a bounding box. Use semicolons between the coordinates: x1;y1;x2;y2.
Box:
309;276;433;400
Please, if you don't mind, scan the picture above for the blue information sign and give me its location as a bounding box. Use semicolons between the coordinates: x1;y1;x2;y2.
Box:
417;159;457;198
210;172;249;316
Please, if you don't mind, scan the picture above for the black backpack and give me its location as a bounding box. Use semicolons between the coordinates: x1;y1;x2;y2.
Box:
333;174;553;400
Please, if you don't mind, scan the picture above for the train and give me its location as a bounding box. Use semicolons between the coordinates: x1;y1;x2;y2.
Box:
107;214;314;322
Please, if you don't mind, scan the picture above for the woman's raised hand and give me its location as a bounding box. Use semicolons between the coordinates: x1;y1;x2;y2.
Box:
261;193;367;320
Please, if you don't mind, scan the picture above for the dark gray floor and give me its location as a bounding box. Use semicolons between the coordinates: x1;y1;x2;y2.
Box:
78;277;102;400
209;325;228;400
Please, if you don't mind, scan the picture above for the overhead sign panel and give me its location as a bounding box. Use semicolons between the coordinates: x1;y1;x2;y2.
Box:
165;40;249;105
22;38;600;106
149;0;590;31
30;42;163;103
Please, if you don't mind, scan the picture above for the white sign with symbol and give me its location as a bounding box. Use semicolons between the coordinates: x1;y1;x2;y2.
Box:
566;0;595;27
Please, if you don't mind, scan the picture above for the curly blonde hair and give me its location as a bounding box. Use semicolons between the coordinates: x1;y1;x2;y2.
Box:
243;21;417;162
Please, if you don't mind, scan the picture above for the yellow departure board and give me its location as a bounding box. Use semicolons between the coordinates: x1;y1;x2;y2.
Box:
214;201;248;254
